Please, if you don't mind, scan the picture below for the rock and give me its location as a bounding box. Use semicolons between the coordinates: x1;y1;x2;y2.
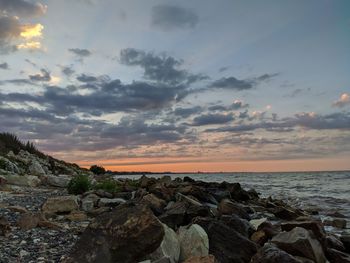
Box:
159;175;172;186
251;243;303;263
17;212;41;230
227;182;251;201
178;224;209;261
220;214;254;237
0;175;7;185
140;175;157;188
250;218;268;230
251;230;269;246
95;189;114;198
326;248;350;263
37;220;62;230
42;195;79;215
281;220;326;244
81;199;94;212
194;217;258;263
269;206;301;220
7;205;28;213
323;218;347;229
65;203;164;263
0;156;20;173
183;255;217;263
28;160;46;176
141;193;167;215
82;193;100;206
271;227;327;263
326;234;345;251
47;174;70;187
2;173;41;187
98;198;126;207
340;234;350;253
0;216;10;237
218;199;250;220
66;211;88;221
149;224;180;263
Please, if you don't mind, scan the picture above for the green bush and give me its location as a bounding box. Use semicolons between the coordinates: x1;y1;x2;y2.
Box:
94;179;121;193
67;175;91;195
89;165;106;175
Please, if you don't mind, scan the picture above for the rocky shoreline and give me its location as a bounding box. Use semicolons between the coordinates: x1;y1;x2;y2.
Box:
1;150;350;262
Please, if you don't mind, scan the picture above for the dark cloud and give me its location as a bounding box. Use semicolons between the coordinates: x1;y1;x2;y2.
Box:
210;77;253;90
173;106;202;118
208;100;249;112
76;73;98;83
68;48;92;57
0;78;34;86
61;65;75;77
218;66;229;73
191;113;234;126
152;4;199;31
206;112;350;133
0;0;46;17
0;15;21;53
120;48;207;85
29;69;51;82
0;62;9;69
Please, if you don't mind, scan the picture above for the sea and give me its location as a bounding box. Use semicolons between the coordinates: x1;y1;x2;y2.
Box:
117;171;350;234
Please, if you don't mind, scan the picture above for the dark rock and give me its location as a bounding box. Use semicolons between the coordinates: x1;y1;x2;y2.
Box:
325;234;345;251
218;199;250;220
183;176;195;183
227;183;251;201
140;175;157;188
208;189;231;202
141;193;167;215
323;218;347;229
65;203;164;263
113;191;132;200
251;243;303;263
326;248;350;263
340;234;350;253
272;227;327;263
280;221;326;244
95;189;113;198
0;216;10;237
149;183;175;202
193;217;258;263
220;214;254;237
269;206;301;220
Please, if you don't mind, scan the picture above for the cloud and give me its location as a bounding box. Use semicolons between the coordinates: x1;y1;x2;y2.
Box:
119;48;207;85
29;69;51;82
60;65;75;77
191;113;234;126
210;76;253;90
68;48;91;57
173;106;202;118
0;0;47;17
151;4;199;31
208;100;249;112
333;93;350;108
0;14;44;52
0;62;9;69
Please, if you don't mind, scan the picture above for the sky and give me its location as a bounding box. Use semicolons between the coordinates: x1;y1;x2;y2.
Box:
0;0;350;172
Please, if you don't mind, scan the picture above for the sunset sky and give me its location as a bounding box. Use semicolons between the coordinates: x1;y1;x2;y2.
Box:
0;0;350;172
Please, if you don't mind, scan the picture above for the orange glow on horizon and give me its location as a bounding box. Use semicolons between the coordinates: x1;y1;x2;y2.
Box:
77;156;350;173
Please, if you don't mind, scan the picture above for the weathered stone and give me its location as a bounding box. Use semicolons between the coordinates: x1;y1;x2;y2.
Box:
141;193;167;215
194;217;258;263
178;224;209;261
28;160;46;176
251;243;303;263
281;220;326;244
323;218;347;229
47;174;70;187
183;255;217;263
98;198;126;207
65;203;164;263
218;199;250;220
42;195;79;215
81;199;94;212
65;211;88;221
0;216;10;237
149;224;180;263
272;227;327;263
17;212;41;230
2;173;41;187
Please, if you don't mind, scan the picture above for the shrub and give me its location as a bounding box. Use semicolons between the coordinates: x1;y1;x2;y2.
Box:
89;165;106;175
94;179;121;193
67;175;91;195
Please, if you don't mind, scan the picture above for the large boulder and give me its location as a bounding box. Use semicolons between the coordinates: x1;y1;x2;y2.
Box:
218;199;250;220
28;160;46;176
178;224;209;261
65;203;164;263
1;174;41;187
272;227;327;263
148;223;180;263
42;195;79;215
221;214;254;237
251;243;304;263
0;156;20;173
326;248;350;263
46;175;71;187
141;193;167;215
193;217;258;263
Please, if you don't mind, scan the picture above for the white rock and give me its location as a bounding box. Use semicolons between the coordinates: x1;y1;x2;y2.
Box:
250;218;267;230
28;160;46;176
42;195;79;215
149;223;180;263
178;224;209;261
47;175;70;187
1;174;41;187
